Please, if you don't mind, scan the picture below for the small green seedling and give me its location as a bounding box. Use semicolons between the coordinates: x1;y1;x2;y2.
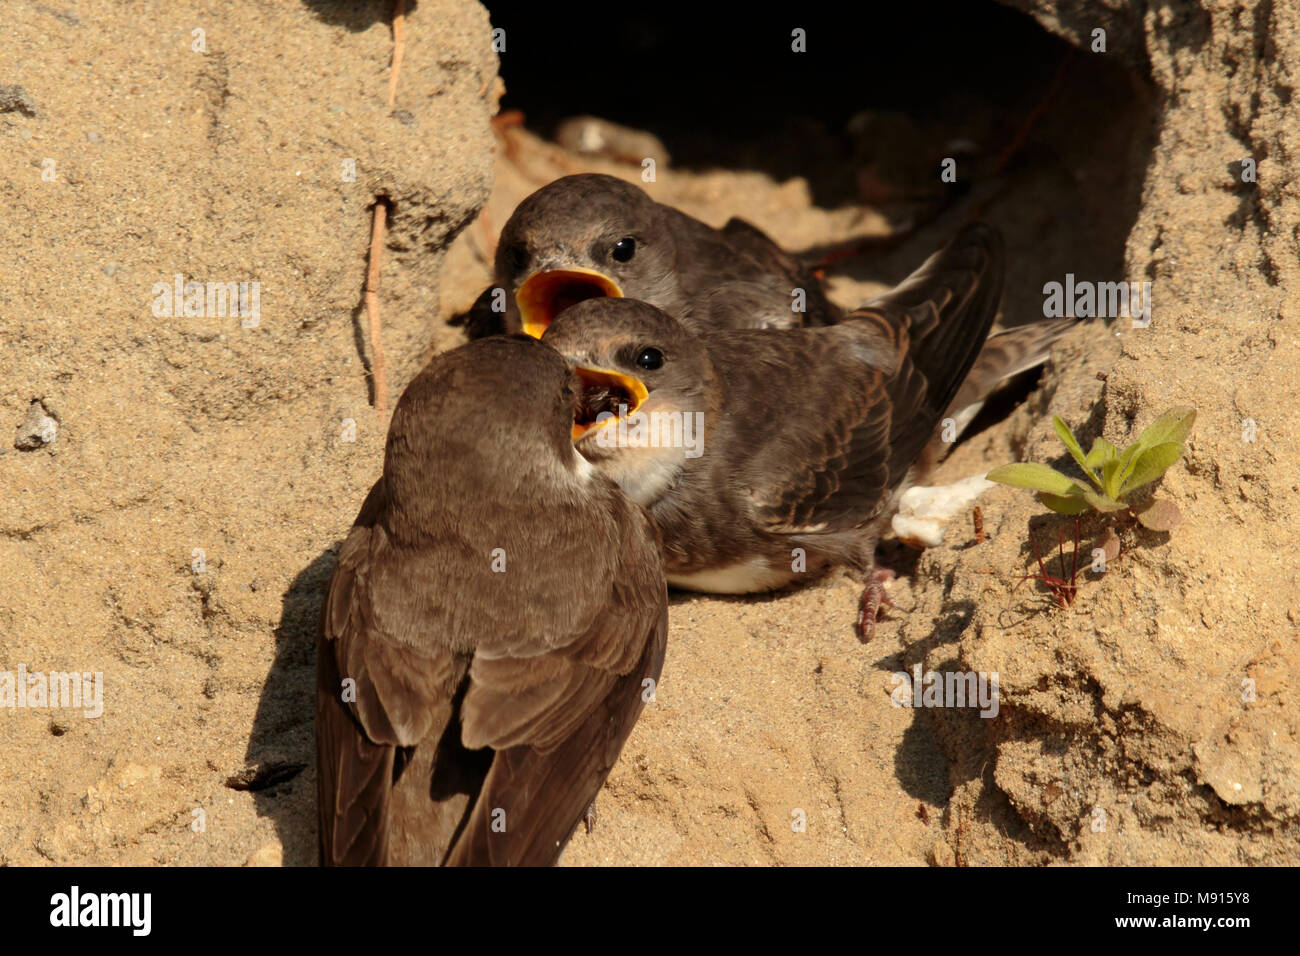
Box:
987;407;1195;531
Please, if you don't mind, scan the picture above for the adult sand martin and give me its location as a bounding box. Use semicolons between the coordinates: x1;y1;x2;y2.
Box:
541;223;1005;639
474;172;841;339
316;336;667;866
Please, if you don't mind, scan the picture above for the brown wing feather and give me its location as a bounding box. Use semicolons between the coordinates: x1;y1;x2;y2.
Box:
857;222;1005;481
315;478;484;866
713;321;897;535
720;217;841;327
447;504;666;865
316;480;404;866
724;223;1004;536
445;609;667;866
946;317;1075;416
317;474;667;866
316;602;395;866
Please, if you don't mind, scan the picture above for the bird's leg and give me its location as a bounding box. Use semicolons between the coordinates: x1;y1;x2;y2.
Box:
855;567;896;642
583;800;598;834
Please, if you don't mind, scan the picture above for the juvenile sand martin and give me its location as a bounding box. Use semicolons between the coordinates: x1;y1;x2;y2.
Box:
541;223;1005;639
473;172;840;338
464;175;1067;428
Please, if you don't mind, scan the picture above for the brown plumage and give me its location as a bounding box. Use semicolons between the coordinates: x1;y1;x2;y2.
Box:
939;316;1075;446
316;335;667;866
460;176;1068;434
541;223;1005;639
462;173;840;339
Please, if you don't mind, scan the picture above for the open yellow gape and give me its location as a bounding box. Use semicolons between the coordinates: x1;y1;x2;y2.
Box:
570;365;648;440
516;268;623;338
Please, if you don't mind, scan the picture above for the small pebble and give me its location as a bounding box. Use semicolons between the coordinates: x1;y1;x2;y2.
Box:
0;84;38;117
85;130;103;143
102;262;117;277
14;400;58;450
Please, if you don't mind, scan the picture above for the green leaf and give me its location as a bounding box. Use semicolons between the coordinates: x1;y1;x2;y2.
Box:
1085;438;1118;469
1119;442;1184;496
1136;407;1196;451
1101;456;1123;498
1052;416;1100;487
1038;492;1093;515
1083;489;1127;513
987;462;1079;496
1112;441;1144;496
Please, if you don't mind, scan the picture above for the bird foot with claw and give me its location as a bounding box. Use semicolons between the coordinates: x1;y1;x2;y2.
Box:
855;568;896;642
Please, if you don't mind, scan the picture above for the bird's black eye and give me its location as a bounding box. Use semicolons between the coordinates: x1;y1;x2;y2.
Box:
634;347;664;371
503;244;528;274
611;237;636;263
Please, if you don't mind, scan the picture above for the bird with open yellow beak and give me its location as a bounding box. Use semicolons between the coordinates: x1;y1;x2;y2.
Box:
474;173;841;340
461;177;1071;424
541;223;1007;641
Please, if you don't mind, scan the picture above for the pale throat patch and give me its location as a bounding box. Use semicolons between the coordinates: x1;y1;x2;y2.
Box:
570;449;598;482
592;445;683;507
578;396;701;506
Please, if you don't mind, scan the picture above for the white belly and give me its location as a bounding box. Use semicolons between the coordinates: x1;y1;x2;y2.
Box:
668;557;794;594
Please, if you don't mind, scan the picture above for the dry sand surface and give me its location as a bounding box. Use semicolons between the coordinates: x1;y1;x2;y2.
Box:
1;0;1296;866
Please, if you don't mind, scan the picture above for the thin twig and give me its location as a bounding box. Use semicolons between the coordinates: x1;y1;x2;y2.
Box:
363;0;405;418
365;200;390;416
387;0;406;108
